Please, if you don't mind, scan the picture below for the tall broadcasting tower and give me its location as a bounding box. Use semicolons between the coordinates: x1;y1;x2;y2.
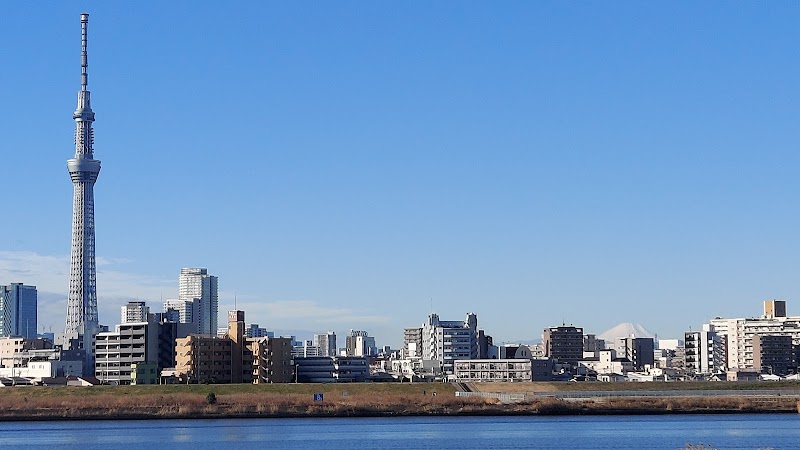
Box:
65;13;101;346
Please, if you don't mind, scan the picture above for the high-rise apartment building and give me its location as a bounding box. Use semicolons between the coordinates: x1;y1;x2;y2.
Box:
314;332;337;357
95;320;158;385
753;334;793;375
709;301;800;370
292;339;321;358
543;325;584;365
245;324;271;338
615;337;655;371
684;325;724;374
64;14;102;364
0;284;37;339
403;327;423;358
178;268;218;335
249;336;293;383
121;301;149;324
421;313;479;375
164;298;200;333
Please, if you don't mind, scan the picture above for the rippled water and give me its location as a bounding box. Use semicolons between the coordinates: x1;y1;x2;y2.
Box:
0;414;797;449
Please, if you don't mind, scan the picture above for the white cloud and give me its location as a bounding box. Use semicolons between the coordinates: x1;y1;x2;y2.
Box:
0;250;175;334
0;251;69;292
0;251;391;337
218;299;391;329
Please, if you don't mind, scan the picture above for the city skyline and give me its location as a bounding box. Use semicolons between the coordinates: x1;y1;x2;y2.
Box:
3;4;800;346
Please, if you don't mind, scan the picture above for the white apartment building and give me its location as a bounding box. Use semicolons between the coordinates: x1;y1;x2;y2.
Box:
178;268;218;335
95;321;158;385
579;349;634;375
164;298;199;333
121;301;149;324
314;332;337;357
0;339;84;381
708;300;800;371
0;337;54;369
291;339;321;358
684;325;724;374
390;357;441;380
421;313;478;375
245;324;272;338
454;359;532;382
0;359;82;380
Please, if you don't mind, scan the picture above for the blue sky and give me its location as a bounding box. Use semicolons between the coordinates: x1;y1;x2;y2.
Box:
2;3;800;346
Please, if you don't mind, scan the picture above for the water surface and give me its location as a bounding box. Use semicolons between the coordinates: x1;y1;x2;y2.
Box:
0;414;796;449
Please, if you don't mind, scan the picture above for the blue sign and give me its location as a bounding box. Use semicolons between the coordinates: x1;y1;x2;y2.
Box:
314;393;324;402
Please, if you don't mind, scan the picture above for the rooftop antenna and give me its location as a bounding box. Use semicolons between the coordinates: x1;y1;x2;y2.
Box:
234;292;237;310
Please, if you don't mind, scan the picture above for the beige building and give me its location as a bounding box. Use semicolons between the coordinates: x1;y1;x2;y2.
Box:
249;336;293;383
175;310;293;384
0;337;50;368
175;334;233;383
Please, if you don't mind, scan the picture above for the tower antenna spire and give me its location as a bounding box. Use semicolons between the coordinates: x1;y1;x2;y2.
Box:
80;13;89;90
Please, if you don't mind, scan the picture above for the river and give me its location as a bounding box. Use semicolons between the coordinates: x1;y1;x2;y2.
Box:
0;414;797;449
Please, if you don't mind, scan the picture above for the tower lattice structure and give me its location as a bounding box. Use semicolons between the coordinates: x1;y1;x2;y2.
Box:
65;13;101;343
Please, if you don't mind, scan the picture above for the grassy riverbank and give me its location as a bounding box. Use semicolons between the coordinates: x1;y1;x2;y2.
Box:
1;382;799;420
469;380;800;393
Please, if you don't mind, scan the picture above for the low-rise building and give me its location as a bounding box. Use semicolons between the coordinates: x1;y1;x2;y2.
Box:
531;357;555;381
497;344;532;359
390;357;441;381
454;359;532;382
727;369;760;382
579;349;633;376
130;362;158;385
295;356;369;383
0;336;51;368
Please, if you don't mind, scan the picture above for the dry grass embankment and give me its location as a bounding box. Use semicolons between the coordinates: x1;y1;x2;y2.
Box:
522;396;800;415
468;380;800;393
1;382;798;420
0;383;481;420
